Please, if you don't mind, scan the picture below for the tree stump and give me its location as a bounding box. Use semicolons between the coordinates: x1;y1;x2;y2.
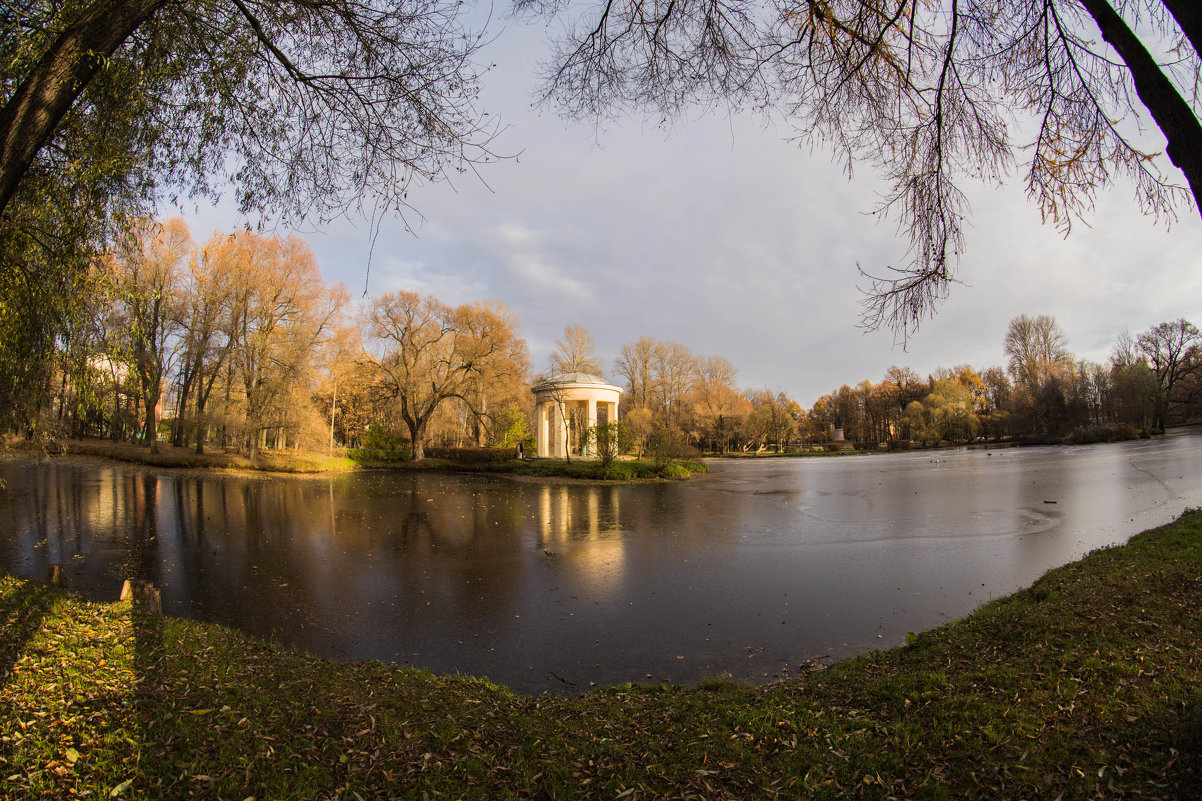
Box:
120;579;162;614
46;564;67;588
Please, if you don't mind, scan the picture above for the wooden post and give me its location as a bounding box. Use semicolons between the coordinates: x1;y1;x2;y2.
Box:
46;564;67;588
120;579;162;614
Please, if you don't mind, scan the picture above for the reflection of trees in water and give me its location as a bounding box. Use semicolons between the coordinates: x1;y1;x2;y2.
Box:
0;460;95;582
110;472;159;582
0;460;175;594
333;476;536;626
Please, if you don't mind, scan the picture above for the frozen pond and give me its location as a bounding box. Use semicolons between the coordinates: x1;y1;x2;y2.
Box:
2;431;1200;694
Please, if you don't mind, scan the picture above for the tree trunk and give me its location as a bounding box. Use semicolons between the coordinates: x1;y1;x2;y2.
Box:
220;361;232;449
194;409;206;454
0;0;167;216
1161;0;1202;61
409;419;427;461
193;378;213;454
143;384;159;453
1076;0;1202;213
172;360;196;447
192;354;225;454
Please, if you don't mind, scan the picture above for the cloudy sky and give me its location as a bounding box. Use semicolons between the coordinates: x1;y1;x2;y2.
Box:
182;17;1202;407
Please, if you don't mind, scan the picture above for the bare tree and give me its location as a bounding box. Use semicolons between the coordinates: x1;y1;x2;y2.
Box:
1004;314;1072;392
651;340;696;431
550;323;604;375
1138;318;1201;429
1110;329;1142;368
523;0;1202;338
614;336;657;409
364;292;525;460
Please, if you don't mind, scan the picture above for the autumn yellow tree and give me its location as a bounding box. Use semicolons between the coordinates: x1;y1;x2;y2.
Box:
745;390;802;452
221;232;343;460
459;301;531;446
905;377;982;445
364;292;527;460
111;216;192;452
172;231;238;451
689;355;747;453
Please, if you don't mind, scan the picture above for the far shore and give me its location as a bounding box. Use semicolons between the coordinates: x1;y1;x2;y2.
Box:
6;423;1169;481
0;437;709;482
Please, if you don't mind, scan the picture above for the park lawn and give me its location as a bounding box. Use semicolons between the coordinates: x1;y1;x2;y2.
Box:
2;510;1201;799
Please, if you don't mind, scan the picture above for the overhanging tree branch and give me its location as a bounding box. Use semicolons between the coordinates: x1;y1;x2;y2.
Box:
1075;0;1202;210
0;0;168;216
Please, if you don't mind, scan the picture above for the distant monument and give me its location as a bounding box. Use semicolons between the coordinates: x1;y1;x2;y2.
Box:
531;372;623;459
832;412;845;442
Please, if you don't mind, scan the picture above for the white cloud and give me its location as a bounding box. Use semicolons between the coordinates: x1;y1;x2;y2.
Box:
369;256;490;305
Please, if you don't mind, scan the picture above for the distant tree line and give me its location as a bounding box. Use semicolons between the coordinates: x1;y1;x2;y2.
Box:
6;218;1198;459
560;314;1201;456
809;315;1202;448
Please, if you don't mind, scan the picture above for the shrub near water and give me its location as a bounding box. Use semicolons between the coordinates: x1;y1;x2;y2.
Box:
1062;424;1144;444
661;462;691;479
602;462;635;480
424;446;518;464
347;423;411;463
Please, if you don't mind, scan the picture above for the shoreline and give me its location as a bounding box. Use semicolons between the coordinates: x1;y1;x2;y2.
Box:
2;438;707;482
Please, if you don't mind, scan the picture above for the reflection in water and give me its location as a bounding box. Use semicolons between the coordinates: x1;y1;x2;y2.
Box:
538;485;626;596
2;431;1201;695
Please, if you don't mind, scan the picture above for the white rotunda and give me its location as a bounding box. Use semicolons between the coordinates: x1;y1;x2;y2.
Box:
530;372;623;458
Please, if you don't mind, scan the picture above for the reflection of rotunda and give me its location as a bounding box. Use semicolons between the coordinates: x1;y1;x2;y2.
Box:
531;372;623;458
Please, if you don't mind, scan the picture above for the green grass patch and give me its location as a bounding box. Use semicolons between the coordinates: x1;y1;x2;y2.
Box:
4;511;1202;798
511;458;708;480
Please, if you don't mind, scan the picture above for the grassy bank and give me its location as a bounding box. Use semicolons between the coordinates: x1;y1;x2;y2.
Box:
10;438;359;474
3;510;1201;798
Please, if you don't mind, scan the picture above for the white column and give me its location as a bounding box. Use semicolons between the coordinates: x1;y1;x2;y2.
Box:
555;403;566;457
538;402;549;457
587;398;598;456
